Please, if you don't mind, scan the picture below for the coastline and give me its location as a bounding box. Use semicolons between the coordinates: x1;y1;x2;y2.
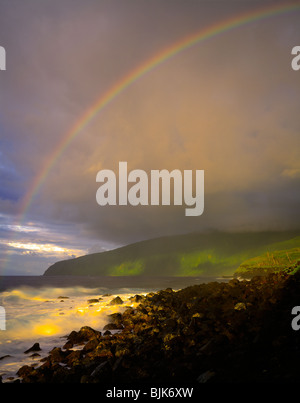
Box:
6;270;300;384
0;275;229;292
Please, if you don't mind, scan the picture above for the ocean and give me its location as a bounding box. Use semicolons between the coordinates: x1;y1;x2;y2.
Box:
0;275;228;382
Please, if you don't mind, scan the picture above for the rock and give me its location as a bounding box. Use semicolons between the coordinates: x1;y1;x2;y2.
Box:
0;354;11;360
58;296;69;299
93;346;114;359
162;318;177;332
24;343;41;354
66;326;101;346
91;361;111;379
17;365;35;378
109;296;123;305
108;312;123;324
197;370;215;383
103;323;123;331
63;340;74;350
129;294;144;303
115;345;130;358
112;356;123;372
228;279;240;287
83;338;99;352
49;347;66;363
79;326;101;339
87;298;100;304
192;312;204;319
234;302;247;311
65;350;82;366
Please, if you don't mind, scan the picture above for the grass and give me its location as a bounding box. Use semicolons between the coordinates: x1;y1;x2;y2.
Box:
235;245;300;277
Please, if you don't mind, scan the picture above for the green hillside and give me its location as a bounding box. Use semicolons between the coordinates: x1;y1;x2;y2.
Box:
234;238;300;278
43;230;299;277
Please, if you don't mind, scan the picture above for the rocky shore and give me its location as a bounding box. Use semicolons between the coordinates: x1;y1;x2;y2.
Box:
7;271;300;384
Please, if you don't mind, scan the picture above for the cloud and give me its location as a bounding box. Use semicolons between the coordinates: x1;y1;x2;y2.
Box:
281;168;300;179
0;0;299;273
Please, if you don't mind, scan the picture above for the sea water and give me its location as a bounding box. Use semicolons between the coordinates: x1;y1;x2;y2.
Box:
0;275;226;382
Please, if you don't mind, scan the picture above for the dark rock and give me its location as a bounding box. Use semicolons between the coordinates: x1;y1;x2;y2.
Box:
49;347;67;363
197;370;215;383
109;296;123;305
91;360;111;380
63;340;74;350
129;294;144;303
17;365;35;378
103;323;123;331
66;326;101;346
0;354;11;360
87;298;100;304
83;338;99;352
29;353;41;358
107;312;123;324
234;302;247;311
162;318;177;332
65;350;82;366
24;343;41;354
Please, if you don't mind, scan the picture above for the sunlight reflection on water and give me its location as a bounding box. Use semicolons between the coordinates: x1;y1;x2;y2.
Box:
0;286;142;381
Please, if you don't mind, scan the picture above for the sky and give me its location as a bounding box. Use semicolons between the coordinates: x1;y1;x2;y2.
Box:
0;0;299;275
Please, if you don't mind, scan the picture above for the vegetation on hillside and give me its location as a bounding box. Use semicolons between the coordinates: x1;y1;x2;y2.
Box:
44;231;299;277
235;242;300;278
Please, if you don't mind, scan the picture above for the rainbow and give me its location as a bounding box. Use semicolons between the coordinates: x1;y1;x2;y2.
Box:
2;1;300;272
19;1;300;219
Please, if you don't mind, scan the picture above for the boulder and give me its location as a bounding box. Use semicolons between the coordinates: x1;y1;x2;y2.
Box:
17;365;35;378
197;370;215;383
109;296;123;305
24;343;41;354
83;338;99;353
234;302;247;311
66;326;101;346
49;347;67;363
91;360;111;379
129;294;144;303
87;298;100;304
103;323;123;331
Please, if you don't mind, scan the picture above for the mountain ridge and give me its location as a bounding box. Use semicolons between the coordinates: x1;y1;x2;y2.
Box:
43;230;299;277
